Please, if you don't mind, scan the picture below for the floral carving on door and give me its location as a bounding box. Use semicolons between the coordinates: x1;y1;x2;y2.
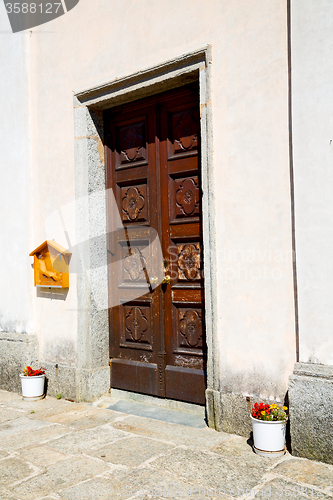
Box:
120;126;143;161
179;309;202;348
116;120;147;168
123;247;146;281
125;306;148;342
175;177;200;217
122;186;145;221
177;243;201;281
173;112;198;152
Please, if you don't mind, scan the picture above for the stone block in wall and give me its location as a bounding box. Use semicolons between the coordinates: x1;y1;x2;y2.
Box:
42;362;77;402
220;393;289;439
41;363;110;403
0;332;38;393
289;362;333;465
221;393;253;436
77;366;110;402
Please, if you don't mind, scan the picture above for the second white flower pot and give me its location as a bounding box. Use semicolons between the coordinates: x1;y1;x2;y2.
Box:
20;374;45;401
251;415;287;457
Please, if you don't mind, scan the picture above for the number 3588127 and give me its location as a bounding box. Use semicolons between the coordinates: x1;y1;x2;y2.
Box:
5;3;62;14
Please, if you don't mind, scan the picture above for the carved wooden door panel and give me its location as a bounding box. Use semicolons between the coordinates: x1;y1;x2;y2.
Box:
159;89;206;404
105;84;206;404
105;101;163;398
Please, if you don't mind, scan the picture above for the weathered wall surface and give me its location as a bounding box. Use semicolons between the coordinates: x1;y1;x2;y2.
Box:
30;0;295;394
0;13;38;390
0;333;38;393
0;0;296;419
289;363;333;464
289;0;333;464
0;19;31;335
291;0;333;367
213;1;295;422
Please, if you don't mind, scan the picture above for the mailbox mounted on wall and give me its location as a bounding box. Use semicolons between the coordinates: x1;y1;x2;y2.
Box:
29;240;71;288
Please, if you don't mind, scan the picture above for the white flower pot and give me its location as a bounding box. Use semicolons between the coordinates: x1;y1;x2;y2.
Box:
250;415;287;457
20;374;45;401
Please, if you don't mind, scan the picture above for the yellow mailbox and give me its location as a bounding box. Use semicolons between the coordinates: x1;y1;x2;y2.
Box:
29;240;71;288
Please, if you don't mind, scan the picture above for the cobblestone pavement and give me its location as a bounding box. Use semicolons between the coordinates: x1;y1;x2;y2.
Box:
0;390;332;500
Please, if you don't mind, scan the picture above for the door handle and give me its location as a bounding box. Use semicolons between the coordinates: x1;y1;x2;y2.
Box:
149;275;171;285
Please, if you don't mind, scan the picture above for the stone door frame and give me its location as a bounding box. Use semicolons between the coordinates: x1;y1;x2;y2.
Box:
73;46;221;429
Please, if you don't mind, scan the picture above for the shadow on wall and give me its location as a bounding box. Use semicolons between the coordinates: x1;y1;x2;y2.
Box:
284;391;292;454
37;288;69;301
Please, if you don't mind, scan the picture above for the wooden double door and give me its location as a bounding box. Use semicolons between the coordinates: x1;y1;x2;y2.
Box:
105;84;206;404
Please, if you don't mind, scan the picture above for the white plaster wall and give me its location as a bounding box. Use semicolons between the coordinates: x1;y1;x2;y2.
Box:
292;0;333;366
13;0;295;394
28;34;79;366
215;0;295;398
0;6;33;335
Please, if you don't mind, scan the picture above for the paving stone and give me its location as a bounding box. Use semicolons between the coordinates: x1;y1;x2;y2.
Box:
211;434;282;469
65;413;127;431
254;477;333;500
0;491;21;500
27;496;62;500
28;402;86;420
0;423;74;451
58;475;123;500
0;416;51;437
40;408;99;425
60;468;213;500
0;449;9;459
111;415;230;449
90;407;127;420
0;395;72;412
150;447;266;493
39;497;62;499
10;456;111;500
84;408;128;424
88;436;175;466
0;390;21;402
111;467;224;500
37;497;63;499
46;424;129;454
38;495;59;500
0;457;37;485
0;408;28;423
273;458;333;487
18;445;70;467
42;408;126;430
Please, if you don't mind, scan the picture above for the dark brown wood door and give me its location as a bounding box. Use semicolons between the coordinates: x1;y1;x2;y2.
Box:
105;84;206;404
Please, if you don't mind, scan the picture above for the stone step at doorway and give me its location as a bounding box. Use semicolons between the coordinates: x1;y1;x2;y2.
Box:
92;389;207;429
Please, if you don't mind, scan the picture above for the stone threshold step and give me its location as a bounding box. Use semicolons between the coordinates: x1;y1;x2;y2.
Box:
93;389;207;429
